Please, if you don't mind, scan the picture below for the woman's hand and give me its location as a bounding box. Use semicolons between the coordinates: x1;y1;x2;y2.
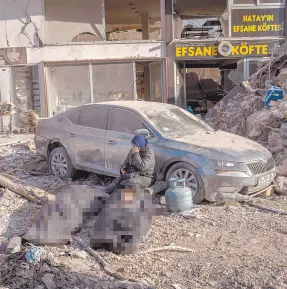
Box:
132;145;140;153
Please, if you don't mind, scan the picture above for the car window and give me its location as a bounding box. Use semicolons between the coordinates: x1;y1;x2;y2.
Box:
108;108;144;134
141;106;214;138
68;109;80;125
78;106;108;130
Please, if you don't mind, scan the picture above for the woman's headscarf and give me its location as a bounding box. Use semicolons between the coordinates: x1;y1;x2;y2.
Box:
131;135;148;150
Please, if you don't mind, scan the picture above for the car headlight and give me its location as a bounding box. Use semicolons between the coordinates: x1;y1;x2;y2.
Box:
209;159;247;171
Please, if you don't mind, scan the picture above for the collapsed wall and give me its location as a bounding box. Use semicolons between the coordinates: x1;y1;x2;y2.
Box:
206;52;287;193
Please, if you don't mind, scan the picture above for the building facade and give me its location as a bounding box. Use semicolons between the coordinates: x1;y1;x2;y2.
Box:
0;0;286;130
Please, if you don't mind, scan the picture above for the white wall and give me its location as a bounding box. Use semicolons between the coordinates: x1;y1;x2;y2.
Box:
0;68;13;130
28;41;164;63
0;0;44;47
0;68;12;102
44;0;104;44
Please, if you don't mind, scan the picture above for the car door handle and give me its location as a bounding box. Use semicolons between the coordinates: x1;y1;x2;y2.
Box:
69;133;76;137
108;140;117;145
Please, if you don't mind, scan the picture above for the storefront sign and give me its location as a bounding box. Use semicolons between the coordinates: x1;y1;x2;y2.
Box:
0;47;27;66
175;41;279;59
231;8;285;37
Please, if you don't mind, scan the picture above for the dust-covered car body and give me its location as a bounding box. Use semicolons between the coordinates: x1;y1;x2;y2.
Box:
35;101;276;203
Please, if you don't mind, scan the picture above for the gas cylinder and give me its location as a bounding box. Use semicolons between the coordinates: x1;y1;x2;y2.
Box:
165;178;193;212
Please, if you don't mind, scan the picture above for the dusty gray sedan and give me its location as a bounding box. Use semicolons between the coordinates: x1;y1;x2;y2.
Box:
35;101;276;203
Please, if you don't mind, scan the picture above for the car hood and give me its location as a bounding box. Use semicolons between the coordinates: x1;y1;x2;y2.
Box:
165;130;272;162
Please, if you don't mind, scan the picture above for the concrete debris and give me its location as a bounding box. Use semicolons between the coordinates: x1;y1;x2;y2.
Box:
70;249;88;259
2;135;287;288
0;236;8;252
0;101;17;116
34;286;45;289
206;54;287;168
6;236;22;254
42;273;57;289
275;176;287;195
23;110;40;131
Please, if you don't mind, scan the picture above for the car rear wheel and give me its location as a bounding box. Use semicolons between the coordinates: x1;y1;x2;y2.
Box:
166;162;205;204
49;147;75;179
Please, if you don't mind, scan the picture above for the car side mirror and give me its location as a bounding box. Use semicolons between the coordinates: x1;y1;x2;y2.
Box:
134;128;152;139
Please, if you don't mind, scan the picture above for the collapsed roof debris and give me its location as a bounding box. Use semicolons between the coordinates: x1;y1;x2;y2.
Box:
0;101;17;116
206;49;287;194
22;110;40;130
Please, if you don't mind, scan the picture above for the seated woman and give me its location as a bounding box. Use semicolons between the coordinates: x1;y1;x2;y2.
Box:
105;135;155;195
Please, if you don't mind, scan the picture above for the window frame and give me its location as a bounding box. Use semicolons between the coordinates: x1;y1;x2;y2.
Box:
107;107;157;138
67;108;81;125
230;0;257;6
230;0;284;5
67;105;109;131
256;0;284;5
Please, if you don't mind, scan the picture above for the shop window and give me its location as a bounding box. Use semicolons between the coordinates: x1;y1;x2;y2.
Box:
108;108;144;134
78;106;108;129
46;64;91;116
92;63;135;102
12;67;33;129
258;0;284;3
233;0;256;4
150;62;163;102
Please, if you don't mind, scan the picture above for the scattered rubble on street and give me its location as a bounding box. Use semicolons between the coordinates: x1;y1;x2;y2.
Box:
0;136;287;289
0;101;17;117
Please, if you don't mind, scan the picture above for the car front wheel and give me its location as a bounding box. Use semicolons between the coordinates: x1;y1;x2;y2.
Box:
49;147;75;179
166;162;205;204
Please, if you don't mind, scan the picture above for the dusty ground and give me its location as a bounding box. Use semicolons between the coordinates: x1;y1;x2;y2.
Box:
1;135;287;289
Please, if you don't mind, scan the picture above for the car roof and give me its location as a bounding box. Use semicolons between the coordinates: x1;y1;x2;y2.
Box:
80;101;176;112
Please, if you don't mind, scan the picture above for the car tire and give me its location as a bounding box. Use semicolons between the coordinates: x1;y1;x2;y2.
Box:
49;147;75;179
166;162;205;204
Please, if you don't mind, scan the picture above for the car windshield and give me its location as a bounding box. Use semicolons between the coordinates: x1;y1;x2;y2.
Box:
141;106;214;138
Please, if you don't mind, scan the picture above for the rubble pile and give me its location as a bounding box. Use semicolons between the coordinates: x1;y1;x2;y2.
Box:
22;110;40;132
0;101;17;116
0;236;150;289
206;54;287;191
22;110;40;130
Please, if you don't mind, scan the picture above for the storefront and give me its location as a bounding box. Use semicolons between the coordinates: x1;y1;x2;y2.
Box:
0;47;41;132
44;59;165;117
172;38;284;117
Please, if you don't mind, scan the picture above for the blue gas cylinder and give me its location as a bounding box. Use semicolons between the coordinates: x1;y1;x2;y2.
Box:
165;178;193;212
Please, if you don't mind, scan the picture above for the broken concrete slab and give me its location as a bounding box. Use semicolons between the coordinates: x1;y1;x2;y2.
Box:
70;249;88;259
278;68;287;83
0;236;8;252
34;286;45;289
42;273;56;289
268;131;282;148
6;236;22;254
205;53;287;165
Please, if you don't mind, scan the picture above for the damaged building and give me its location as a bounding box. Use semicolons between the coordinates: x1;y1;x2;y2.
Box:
0;0;286;131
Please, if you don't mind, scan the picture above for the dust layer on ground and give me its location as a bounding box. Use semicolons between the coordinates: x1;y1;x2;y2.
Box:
0;138;287;289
